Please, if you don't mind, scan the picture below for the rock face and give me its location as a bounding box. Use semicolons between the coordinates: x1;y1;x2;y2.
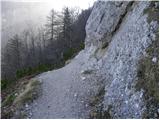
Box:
28;1;158;119
84;1;158;118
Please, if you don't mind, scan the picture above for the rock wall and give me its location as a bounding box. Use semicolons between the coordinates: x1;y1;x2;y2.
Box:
81;1;158;118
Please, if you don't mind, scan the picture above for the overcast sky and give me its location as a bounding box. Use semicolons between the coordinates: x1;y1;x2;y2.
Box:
1;0;96;48
1;0;96;11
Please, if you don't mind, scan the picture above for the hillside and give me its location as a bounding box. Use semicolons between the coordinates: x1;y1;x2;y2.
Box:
4;1;159;119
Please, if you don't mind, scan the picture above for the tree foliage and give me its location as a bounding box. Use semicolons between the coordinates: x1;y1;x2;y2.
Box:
1;7;92;81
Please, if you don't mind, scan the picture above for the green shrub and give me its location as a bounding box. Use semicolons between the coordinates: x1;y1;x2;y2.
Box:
2;93;16;107
15;64;55;79
1;80;11;90
79;42;85;50
63;48;75;61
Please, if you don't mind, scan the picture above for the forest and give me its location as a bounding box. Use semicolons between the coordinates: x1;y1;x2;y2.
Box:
1;7;92;87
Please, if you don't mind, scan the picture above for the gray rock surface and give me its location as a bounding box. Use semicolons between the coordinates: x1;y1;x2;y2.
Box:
27;1;158;118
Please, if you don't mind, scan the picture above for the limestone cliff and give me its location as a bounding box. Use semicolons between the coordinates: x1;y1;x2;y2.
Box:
84;1;158;118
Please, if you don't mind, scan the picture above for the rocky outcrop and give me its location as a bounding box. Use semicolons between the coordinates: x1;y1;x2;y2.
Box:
83;1;158;118
28;1;158;119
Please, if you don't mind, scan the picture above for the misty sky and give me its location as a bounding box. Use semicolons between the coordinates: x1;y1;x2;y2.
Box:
1;0;96;49
2;0;96;11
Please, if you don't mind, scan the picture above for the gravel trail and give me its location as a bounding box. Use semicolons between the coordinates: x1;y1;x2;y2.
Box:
28;52;93;119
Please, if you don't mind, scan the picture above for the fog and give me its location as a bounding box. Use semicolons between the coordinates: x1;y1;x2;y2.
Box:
1;0;95;49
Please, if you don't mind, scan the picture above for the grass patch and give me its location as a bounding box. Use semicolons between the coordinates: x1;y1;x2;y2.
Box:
13;79;41;106
2;93;16;107
1;79;41;119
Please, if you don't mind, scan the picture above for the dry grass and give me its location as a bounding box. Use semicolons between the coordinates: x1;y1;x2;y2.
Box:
13;79;41;106
1;78;41;118
2;93;16;107
65;59;72;65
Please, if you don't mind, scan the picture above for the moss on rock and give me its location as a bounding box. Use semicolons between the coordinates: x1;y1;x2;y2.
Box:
136;31;159;119
135;1;159;118
143;1;159;24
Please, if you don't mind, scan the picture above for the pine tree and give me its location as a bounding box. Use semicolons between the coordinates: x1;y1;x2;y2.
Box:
2;34;23;79
45;9;62;44
8;34;22;69
62;7;72;48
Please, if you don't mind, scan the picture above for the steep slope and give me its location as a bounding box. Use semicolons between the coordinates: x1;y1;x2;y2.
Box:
25;1;158;119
